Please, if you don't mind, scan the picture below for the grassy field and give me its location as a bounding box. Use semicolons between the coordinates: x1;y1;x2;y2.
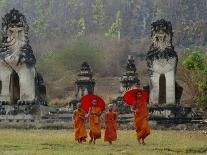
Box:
0;129;206;155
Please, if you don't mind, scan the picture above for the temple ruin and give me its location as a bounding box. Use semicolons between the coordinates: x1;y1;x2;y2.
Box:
75;62;95;99
0;9;46;117
70;62;95;110
113;55;140;114
120;55;140;93
146;19;182;105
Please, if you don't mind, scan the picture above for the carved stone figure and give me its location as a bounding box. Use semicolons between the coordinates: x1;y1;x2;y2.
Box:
0;9;46;105
146;19;179;105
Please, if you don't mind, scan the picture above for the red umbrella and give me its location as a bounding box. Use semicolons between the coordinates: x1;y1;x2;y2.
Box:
123;89;149;106
80;94;105;112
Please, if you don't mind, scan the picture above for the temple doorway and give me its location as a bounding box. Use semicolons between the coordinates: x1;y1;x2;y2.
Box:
10;71;20;104
159;74;166;104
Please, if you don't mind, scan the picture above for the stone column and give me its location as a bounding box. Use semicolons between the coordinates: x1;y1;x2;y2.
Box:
0;64;12;102
18;66;35;101
150;72;160;105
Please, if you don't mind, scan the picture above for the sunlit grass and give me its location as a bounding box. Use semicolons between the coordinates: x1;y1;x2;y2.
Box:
0;129;206;155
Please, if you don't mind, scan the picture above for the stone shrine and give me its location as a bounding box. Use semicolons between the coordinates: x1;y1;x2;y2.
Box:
120;55;140;93
75;62;95;99
70;62;95;110
113;55;140;114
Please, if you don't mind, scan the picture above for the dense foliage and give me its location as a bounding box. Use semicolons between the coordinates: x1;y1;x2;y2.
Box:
181;48;207;110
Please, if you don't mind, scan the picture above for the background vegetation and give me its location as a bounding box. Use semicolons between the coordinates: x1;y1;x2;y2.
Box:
180;48;207;110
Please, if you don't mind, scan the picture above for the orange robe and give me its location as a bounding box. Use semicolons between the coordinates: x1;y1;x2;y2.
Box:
104;111;117;142
89;106;102;139
73;108;87;141
134;99;150;141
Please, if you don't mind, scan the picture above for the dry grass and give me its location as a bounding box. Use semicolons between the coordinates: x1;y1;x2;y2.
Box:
0;130;206;155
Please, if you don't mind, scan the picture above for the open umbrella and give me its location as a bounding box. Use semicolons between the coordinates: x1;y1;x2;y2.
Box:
80;94;105;112
123;89;149;106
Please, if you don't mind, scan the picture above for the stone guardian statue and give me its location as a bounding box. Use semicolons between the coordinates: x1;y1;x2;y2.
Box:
0;9;46;105
146;19;178;105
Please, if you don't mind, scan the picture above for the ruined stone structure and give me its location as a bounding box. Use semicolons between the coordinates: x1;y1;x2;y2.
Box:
113;56;140;114
120;55;140;93
0;9;46;106
75;62;95;99
144;19;203;123
146;19;179;105
70;62;95;110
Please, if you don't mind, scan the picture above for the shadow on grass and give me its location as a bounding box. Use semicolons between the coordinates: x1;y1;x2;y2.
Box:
0;145;22;151
40;143;66;150
153;146;207;154
186;147;207;154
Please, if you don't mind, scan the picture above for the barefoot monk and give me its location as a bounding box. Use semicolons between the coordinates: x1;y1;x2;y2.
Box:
73;102;87;143
89;99;102;144
133;91;150;144
104;104;117;144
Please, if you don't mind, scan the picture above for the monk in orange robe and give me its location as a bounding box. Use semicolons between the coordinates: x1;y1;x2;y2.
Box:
73;102;87;143
133;92;150;144
104;104;117;144
89;99;102;144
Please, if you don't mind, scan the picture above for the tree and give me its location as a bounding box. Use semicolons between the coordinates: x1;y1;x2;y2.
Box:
106;11;122;40
31;0;50;40
91;0;106;30
77;17;86;37
181;48;207;110
32;16;48;39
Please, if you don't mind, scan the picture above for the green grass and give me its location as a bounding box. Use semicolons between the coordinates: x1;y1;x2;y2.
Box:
0;129;206;155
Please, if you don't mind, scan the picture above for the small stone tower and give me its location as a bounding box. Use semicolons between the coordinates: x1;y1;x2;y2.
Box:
113;55;140;114
120;55;140;93
75;62;95;100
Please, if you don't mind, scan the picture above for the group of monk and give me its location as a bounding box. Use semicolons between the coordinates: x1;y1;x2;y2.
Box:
73;91;150;145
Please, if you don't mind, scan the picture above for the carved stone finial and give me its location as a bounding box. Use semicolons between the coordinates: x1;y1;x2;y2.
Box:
126;55;136;73
80;61;91;72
